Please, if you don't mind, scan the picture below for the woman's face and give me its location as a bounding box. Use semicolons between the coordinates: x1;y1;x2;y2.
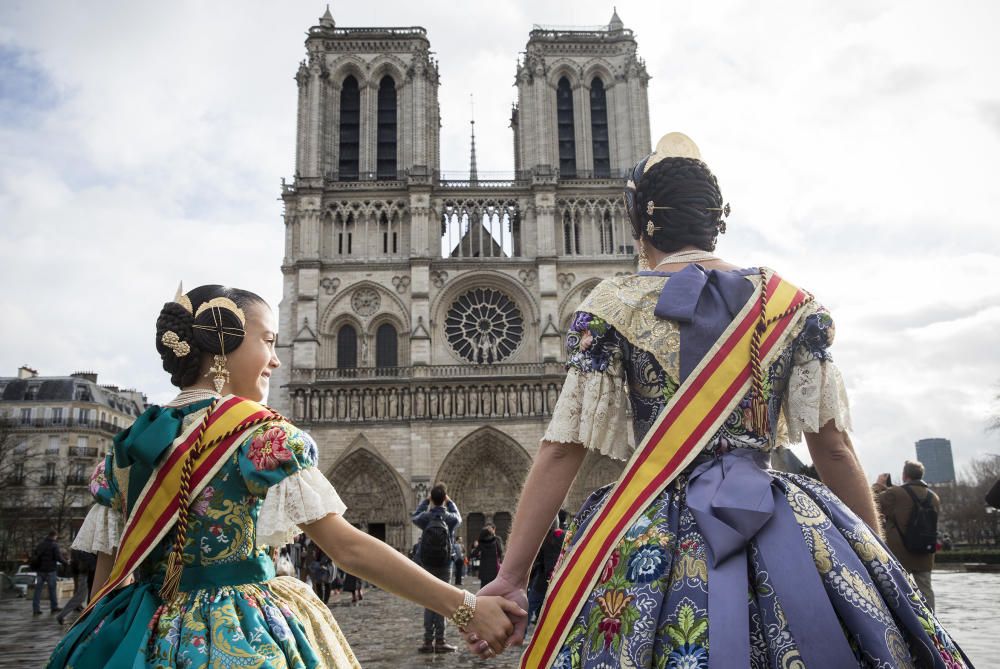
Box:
224;302;280;402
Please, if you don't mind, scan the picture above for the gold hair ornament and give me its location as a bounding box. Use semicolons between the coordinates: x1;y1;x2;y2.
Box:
192;298;246;394
161;331;191;357
173;281;193;315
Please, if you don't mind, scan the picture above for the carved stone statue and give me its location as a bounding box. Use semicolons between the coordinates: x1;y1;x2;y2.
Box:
414;388;425;418
520;385;531;416
429;389;439;418
480;385;492;416
349;392;360;420
294;392;306;420
546;384;558;413
336;391;346;419
455;387;465;416
507;386;519;416
310;393;320;420
388;389;398;419
324;392;334;419
533;386;543;415
402;389;411;418
363;391;373;419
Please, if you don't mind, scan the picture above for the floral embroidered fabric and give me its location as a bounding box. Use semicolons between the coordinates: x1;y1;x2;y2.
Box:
49;411;360;669
540;272;972;668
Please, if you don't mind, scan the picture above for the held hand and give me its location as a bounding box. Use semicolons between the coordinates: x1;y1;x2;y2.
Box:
462;595;526;659
464;575;529;658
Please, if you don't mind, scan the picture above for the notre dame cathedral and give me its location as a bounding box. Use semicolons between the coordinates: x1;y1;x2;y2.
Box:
271;8;651;550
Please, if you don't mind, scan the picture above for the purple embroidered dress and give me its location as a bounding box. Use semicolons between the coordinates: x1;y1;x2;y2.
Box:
541;267;971;669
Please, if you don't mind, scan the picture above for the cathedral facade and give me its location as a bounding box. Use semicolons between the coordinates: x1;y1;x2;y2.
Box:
272;9;651;550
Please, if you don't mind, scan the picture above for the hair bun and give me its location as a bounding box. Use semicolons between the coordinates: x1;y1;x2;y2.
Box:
155;302;201;388
190;301;246;355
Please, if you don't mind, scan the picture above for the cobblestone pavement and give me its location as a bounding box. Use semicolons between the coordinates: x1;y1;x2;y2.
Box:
2;572;996;667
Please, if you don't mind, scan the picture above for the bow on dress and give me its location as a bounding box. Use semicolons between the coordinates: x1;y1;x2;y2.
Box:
652;265;856;668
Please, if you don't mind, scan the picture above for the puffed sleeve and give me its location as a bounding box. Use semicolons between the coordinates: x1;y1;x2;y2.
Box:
543;311;633;460
72;455;124;554
239;421;347;547
780;309;852;443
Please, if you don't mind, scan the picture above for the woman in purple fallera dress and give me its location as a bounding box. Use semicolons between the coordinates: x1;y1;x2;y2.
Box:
468;134;973;668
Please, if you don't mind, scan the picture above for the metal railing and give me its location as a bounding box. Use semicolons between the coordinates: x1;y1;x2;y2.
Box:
8;418;122;434
68;446;99;458
293;362;566;384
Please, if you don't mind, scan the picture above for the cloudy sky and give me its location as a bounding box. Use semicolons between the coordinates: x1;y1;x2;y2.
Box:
1;1;998;480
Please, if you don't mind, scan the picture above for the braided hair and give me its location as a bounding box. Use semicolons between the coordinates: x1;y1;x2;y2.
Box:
634;156;726;253
155;285;266;389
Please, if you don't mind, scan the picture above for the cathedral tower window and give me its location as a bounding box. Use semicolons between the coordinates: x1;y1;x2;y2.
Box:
375;323;398;371
339;76;361;180
590;78;610;178
377;76;398;180
337;324;358;370
556;77;576;178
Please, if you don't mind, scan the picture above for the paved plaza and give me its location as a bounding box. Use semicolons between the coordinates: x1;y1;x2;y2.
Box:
1;570;996;667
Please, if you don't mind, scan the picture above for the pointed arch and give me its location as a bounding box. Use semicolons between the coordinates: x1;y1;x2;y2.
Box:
435;426;533;544
556;76;577;178
327;444;410;549
338;75;361;180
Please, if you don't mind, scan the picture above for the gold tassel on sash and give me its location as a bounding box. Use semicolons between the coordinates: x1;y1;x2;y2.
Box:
158;402;216;603
749;268;813;436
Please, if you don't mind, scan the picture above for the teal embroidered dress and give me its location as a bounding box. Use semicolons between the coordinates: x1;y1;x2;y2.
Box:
49;398;360;669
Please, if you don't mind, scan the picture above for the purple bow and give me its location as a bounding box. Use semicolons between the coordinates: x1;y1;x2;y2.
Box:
686;449;856;669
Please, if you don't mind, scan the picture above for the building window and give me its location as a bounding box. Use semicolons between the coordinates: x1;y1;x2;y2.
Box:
445;288;525;364
375;323;398;371
337;214;354;255
338;75;361;180
42;462;56;486
337;324;358;369
590;78;610;178
51;407;63;424
599;210;615;254
557;77;577;178
25;385;38;400
47;436;60;456
376;76;397;180
19;408;31;424
563;211;581;255
11;462;25;485
70;462;87;485
78;408;91;425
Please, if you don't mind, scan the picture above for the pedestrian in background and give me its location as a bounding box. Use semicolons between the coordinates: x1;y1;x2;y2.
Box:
469;540;480;577
527;518;564;625
472;524;503;589
874;460;941;610
57;550;95;625
30;530;65;616
452;537;466;586
412;482;462;653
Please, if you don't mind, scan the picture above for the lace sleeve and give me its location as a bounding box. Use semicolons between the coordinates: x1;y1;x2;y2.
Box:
542;311;634;460
71;504;123;554
256;467;348;547
543;367;633;460
780;309;852;443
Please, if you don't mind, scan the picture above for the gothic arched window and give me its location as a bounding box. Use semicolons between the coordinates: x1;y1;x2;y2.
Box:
339;76;361;181
563;211;581;255
590;78;610;178
375;323;398;371
600;210;615;254
556;77;577;178
377;76;397;180
337;324;358;370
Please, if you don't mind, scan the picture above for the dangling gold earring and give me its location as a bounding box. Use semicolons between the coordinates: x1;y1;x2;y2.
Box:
637;237;651;270
207;354;230;394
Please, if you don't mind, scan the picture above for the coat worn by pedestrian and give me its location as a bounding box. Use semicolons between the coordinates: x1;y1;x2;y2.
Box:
876;481;941;574
48;397;360;669
31;537;64;573
474;533;504;586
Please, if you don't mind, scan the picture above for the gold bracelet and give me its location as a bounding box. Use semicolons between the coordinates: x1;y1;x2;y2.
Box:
449;589;477;630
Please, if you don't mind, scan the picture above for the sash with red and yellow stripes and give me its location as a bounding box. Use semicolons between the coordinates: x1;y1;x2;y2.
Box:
522;271;809;668
76;395;277;623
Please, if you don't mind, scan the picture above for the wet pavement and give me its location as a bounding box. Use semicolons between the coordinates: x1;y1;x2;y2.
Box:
1;571;996;667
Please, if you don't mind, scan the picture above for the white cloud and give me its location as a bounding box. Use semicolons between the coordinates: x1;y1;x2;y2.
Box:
1;0;998;477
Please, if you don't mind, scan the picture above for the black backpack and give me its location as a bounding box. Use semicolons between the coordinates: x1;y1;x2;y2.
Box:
899;484;938;555
419;515;452;568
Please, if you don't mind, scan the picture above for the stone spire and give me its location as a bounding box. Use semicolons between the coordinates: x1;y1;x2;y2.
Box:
319;4;335;29
609;7;624;31
469;95;478;184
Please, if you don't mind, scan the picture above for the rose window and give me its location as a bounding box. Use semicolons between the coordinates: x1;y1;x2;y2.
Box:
445;288;524;363
351;288;380;317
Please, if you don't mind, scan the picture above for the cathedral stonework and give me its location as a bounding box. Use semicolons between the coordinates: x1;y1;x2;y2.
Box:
273;9;651;549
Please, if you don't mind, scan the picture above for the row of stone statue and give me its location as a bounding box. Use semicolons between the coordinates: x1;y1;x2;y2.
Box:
291;382;563;422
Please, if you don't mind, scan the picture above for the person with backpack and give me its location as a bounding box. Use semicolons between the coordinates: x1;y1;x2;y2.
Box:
411;482;461;653
875;459;941;609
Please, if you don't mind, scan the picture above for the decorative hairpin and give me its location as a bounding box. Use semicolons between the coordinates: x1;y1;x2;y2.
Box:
161;331;190;357
195;297;247;327
706;203;732;218
174;281;193;315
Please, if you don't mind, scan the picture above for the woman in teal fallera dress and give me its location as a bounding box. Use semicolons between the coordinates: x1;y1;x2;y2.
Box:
50;284;523;668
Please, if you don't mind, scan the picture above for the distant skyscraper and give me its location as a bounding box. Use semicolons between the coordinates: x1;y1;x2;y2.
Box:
915;438;956;484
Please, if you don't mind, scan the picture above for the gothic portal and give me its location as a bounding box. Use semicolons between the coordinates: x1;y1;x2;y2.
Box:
273;8;651;549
